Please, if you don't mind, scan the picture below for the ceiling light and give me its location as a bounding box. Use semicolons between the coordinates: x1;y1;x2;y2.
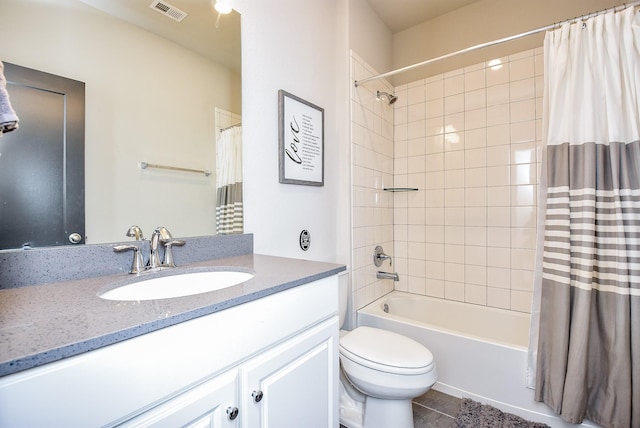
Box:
214;0;232;14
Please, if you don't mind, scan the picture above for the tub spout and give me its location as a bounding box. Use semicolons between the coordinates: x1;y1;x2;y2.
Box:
377;271;399;281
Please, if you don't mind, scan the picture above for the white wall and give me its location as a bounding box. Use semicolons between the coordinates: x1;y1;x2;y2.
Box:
391;0;629;85
236;0;345;263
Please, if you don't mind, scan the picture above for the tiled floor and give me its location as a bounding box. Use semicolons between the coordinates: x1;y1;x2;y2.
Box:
340;389;462;428
412;389;462;427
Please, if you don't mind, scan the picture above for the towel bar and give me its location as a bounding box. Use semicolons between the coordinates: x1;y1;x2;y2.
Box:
139;161;211;176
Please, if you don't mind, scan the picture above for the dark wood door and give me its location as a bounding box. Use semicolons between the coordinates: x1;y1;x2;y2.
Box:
0;63;85;249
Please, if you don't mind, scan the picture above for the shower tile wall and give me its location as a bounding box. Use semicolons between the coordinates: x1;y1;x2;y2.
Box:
393;48;543;313
351;52;395;311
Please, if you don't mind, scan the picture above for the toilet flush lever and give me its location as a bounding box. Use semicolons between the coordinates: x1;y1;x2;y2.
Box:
373;245;392;267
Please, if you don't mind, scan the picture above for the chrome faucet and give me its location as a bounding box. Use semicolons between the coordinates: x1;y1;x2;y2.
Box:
149;226;185;269
149;227;168;269
114;225;185;274
377;271;400;281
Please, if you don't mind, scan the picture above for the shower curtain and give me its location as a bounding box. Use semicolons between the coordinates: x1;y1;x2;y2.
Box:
534;6;640;428
216;125;243;234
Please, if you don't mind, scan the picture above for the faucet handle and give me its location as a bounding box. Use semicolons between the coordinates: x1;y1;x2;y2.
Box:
113;244;144;274
161;239;185;268
126;225;144;240
373;245;392;267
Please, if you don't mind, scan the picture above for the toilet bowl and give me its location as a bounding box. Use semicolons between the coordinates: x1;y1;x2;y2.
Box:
338;326;437;428
337;271;437;428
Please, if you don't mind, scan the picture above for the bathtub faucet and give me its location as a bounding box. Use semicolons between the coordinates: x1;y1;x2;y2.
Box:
377;271;399;281
373;245;392;267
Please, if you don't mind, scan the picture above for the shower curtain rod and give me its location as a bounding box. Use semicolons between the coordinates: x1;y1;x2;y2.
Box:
354;0;640;87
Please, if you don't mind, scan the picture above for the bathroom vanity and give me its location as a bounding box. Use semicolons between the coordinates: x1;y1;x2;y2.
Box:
0;250;345;427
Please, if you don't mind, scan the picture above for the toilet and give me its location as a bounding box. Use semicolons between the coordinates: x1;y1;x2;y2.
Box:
338;279;437;428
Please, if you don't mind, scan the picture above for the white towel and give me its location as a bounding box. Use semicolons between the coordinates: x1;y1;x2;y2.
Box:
0;61;19;134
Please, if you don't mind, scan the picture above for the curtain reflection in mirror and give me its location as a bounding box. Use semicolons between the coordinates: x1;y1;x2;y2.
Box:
215;108;243;234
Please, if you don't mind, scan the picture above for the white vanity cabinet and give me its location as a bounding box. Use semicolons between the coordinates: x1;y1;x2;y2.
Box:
239;318;336;427
0;276;339;428
121;369;240;428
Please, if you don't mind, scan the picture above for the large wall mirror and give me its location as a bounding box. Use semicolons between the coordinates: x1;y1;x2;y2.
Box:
0;0;241;249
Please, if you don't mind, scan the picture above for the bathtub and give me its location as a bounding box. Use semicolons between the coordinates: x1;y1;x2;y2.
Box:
357;291;595;428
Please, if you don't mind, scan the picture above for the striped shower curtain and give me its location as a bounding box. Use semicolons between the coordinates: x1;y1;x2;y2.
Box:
216;125;243;234
534;6;640;428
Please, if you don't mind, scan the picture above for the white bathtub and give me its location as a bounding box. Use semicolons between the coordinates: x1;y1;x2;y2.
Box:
357;291;596;428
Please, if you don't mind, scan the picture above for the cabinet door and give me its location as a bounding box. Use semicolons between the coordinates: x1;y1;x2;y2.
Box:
119;370;239;428
240;317;338;428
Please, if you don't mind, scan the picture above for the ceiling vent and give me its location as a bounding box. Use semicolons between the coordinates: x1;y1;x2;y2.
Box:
149;0;188;22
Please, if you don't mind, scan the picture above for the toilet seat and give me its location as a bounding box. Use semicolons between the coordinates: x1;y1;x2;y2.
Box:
340;327;434;375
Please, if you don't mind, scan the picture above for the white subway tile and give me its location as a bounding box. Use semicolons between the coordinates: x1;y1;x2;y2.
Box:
465;167;487;187
487;247;511;268
511;184;536;206
487;186;511;206
487;287;511;309
465;69;486;92
511;99;536;123
512;227;537;249
445;281;465;302
426;80;444;100
465;207;487;226
407;84;426;104
486;58;510;86
426;225;445;243
444;170;465;189
445;150;465;170
487;103;510;126
488;267;511;289
445;94;465;115
426;243;445;262
445;262;465;282
465;187;487;207
465;128;487;149
465;108;487;129
510;78;535;102
487;165;511;186
426;135;445;154
510;56;535;81
511;164;537;185
486;83;510;106
465;88;486;111
486;145;510;166
466;284;488;305
444;74;464;96
425;279;445;297
465;244;487;264
426;98;444;118
426;261;445;280
444;207;465;226
511;290;532;313
487;206;511;227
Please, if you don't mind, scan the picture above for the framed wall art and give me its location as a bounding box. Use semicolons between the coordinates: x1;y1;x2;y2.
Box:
278;90;324;186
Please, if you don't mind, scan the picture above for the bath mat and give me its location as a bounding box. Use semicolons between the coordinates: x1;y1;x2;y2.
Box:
454;398;550;428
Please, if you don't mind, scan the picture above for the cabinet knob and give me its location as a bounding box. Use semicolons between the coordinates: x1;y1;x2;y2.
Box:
252;390;264;403
226;406;239;420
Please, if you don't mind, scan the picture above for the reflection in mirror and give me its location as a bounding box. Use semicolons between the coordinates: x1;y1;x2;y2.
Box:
0;0;241;249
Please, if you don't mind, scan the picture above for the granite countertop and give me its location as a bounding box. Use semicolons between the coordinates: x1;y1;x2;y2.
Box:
0;254;346;377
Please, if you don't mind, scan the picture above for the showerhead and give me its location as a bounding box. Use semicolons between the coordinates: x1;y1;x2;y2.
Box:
376;90;398;105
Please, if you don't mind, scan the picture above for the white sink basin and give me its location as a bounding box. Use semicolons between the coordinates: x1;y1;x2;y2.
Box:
99;270;254;301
